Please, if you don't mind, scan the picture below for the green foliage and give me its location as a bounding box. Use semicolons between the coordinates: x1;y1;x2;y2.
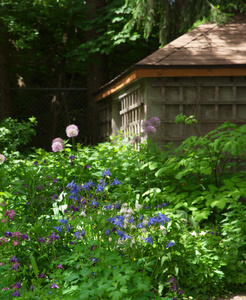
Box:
0;117;37;152
0;120;245;299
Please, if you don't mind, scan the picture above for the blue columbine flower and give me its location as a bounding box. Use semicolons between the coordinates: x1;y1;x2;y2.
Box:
102;168;112;177
74;230;85;239
106;217;123;229
99;179;107;187
104;204;112;210
136;222;144;228
53;226;62;233
105;229;109;236
95;184;104;194
166;241;175;248
147;216;159;227
116;230;131;240
70;184;80;195
111;178;122;186
91;199;101;208
66;180;75;189
145;236;153;244
157;213;171;225
59;218;68;225
128;217;135;224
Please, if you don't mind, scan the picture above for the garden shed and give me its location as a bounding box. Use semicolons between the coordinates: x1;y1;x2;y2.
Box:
94;16;246;146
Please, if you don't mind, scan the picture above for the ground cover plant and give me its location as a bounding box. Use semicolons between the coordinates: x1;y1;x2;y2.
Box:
0;116;246;299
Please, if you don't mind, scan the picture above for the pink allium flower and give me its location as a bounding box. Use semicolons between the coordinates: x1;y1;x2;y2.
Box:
52;138;64;146
149;117;161;128
5;210;16;221
52;141;64;153
66;124;79;138
141;120;151;130
0;154;6;163
144;126;156;136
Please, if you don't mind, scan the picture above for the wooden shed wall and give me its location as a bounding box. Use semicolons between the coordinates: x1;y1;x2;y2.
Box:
99;76;246;145
146;76;246;146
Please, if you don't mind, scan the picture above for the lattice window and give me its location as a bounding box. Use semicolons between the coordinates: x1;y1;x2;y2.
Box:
119;87;143;137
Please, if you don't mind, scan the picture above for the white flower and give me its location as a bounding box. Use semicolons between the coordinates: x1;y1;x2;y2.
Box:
80;211;86;217
190;231;197;237
135;201;142;211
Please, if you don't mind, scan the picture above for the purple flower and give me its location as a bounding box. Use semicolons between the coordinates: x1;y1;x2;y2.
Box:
145;236;153;245
171;282;178;292
4;231;12;237
115;203;121;210
30;284;34;291
13;281;22;290
9;256;18;263
105;229;110;236
52;141;64;152
11;263;20;271
50;284;59;289
141;120;151;129
12;290;21;297
102;168;112;177
178;289;184;295
144;126;156;136
57;264;63;269
149;117;161;128
20;234;28;240
34;161;38;166
169;276;176;283
0;154;6;162
52;194;58;200
48;233;60;243
38;237;45;243
66;124;79;138
38;273;46;278
84;164;90;170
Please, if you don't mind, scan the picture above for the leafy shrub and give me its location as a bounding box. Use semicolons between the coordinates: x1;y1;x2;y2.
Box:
0;119;245;299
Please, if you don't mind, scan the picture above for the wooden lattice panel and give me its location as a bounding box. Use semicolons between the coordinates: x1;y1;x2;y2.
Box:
119;88;143;137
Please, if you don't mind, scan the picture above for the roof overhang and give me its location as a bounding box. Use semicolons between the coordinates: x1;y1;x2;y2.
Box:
94;65;246;102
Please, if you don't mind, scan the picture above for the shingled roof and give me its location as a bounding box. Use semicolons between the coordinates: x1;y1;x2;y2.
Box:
94;16;246;101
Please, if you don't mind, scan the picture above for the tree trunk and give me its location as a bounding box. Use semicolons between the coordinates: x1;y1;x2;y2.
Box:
0;23;11;121
86;0;108;144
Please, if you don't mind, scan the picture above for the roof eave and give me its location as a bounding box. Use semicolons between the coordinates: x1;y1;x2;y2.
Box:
94;64;246;102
